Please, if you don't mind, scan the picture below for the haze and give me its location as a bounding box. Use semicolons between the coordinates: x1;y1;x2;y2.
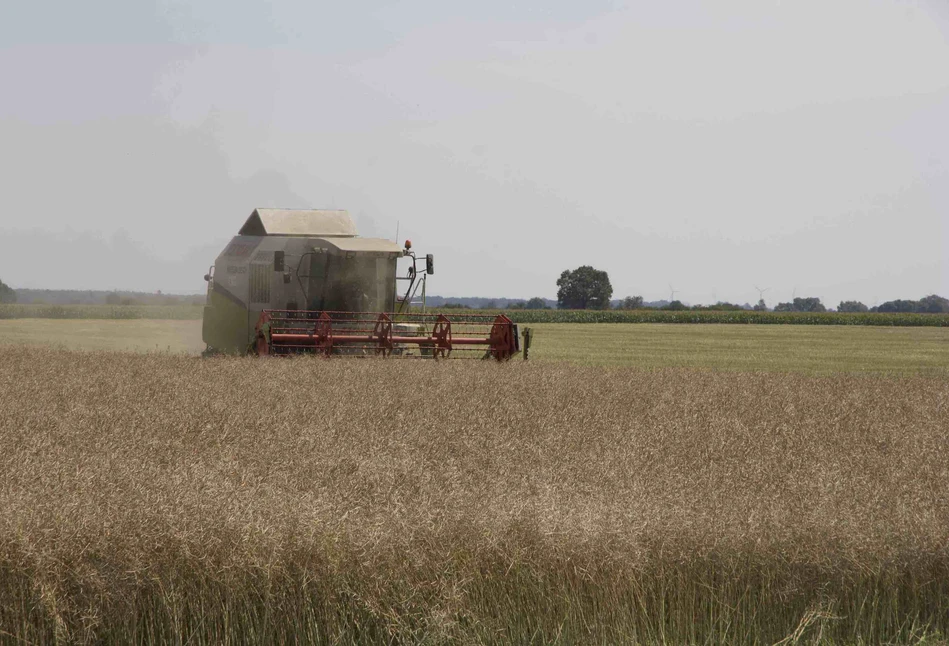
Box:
1;0;946;306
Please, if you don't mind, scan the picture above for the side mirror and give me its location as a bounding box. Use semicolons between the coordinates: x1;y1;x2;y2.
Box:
274;250;285;272
426;254;435;275
203;274;211;282
282;272;292;284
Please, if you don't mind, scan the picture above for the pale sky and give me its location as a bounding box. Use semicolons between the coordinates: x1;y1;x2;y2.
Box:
1;0;947;306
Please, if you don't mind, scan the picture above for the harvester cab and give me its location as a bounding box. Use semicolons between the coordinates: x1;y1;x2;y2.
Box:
202;208;531;360
396;239;435;314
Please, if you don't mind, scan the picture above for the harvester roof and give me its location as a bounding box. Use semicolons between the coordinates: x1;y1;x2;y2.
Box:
239;208;357;237
314;237;403;255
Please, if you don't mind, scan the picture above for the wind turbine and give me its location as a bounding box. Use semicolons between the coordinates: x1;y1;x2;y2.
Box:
754;285;770;301
669;284;680;303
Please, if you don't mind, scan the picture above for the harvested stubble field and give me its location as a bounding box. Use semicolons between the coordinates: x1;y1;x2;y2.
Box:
0;304;203;320
2;318;948;374
1;348;948;644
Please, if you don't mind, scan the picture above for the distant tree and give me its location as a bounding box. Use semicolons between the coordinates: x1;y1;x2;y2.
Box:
556;266;613;310
774;297;826;313
617;295;644;310
482;300;497;310
871;296;949;314
838;300;868;313
753;299;768;311
0;279;16;304
525;297;549;310
876;299;918;313
507;301;526;310
918;294;949;313
795;297;826;312
663;300;688;311
441;302;471;309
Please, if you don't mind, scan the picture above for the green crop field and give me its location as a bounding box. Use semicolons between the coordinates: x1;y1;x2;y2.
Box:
500;308;949;326
530;322;949;374
1;319;947;374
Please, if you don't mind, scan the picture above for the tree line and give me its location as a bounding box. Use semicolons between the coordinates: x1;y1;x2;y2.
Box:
555;266;949;313
3;271;946;314
0;279;16;304
440;297;551;310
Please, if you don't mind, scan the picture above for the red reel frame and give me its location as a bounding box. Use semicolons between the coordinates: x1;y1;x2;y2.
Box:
254;310;519;360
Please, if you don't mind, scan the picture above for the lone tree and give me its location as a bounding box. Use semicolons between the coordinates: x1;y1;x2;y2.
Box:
525;297;549;310
0;279;16;304
617;295;644;310
753;299;768;311
556;266;613;310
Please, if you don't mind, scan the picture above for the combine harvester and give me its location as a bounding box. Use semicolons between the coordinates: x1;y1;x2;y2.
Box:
202;209;531;360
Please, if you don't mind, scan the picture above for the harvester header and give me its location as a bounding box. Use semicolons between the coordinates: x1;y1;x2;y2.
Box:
254;311;520;360
202;208;531;360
